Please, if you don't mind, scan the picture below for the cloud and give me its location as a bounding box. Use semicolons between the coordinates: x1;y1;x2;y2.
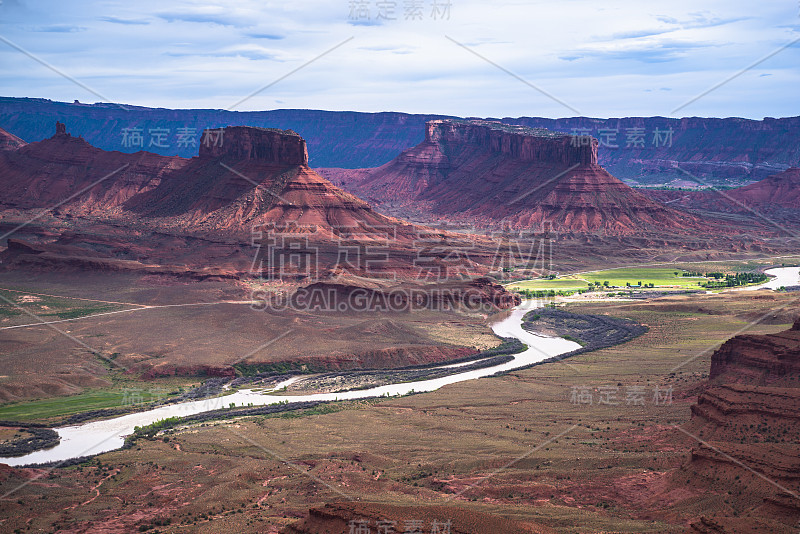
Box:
566;39;712;63
606;29;675;40
157;7;254;27
99;16;150;25
346;18;384;27
31;24;86;32
654;13;751;30
460;38;513;47
165;44;283;61
358;45;416;55
594;13;750;43
246;32;285;40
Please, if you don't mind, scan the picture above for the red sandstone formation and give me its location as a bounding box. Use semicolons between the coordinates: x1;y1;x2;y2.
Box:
726;167;800;209
124;126;412;241
708;317;800;382
297;276;520;313
0;122;186;212
0;127;25;150
198;125;308;164
0;122;502;279
646;167;800;225
681;318;800;532
340;119;704;234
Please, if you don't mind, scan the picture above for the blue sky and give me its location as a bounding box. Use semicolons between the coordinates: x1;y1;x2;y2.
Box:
0;0;798;118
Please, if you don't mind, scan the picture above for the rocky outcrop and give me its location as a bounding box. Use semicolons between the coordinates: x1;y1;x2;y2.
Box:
0;126;25;150
425;119;597;166
0;121;186;211
198;125;308;164
123;125;421;247
285;277;520;313
728;167;800;208
708;317;800;382
344;119;705;234
679;319;800;532
4;97;800;185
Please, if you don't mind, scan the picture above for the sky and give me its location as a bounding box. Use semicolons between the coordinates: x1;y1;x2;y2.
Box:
0;0;798;119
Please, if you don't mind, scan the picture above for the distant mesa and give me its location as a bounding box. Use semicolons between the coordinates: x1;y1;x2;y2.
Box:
645;166;800;215
199;125;308;165
0;121;469;279
423;119;598;167
124;124;409;242
336;119;703;235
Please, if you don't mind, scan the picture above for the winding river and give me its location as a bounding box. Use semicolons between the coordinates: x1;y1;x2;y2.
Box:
0;300;579;466
3;266;797;467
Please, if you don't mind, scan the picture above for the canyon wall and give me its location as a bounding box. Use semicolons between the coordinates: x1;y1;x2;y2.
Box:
682;318;800;532
0;122;186;211
2;97;799;185
425;119;597;166
345;119;705;234
198;125;308;165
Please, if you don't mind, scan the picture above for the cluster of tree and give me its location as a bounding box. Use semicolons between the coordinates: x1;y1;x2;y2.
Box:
626;281;654;288
701;272;768;288
517;289;581;298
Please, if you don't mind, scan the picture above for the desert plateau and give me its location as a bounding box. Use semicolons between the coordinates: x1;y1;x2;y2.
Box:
0;1;798;533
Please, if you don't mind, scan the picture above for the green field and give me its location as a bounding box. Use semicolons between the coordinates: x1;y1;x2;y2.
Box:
507;267;711;291
0;387;183;422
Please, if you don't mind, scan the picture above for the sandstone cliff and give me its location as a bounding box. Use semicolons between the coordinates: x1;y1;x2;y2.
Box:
343;119;705;235
682;318;800;532
124;125;416;242
0;122;186;212
4;97;800;186
646;167;800;223
198;125;308;164
0;122;501;280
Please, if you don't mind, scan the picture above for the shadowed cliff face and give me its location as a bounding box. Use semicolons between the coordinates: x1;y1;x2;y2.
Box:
342;119;704;235
199;125;308;165
425;119;597;166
